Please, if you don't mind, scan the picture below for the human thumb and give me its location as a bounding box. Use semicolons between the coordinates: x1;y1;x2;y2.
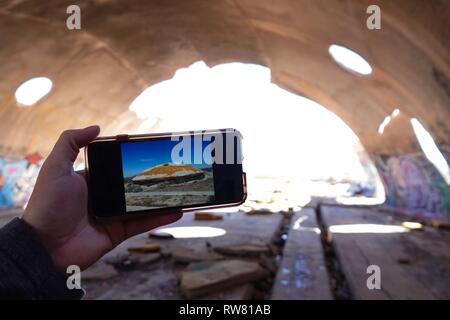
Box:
46;125;100;171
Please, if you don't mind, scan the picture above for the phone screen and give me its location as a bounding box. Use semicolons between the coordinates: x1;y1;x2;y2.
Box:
120;138;215;213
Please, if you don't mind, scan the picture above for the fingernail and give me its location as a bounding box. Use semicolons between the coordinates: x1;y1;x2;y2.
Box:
84;125;100;132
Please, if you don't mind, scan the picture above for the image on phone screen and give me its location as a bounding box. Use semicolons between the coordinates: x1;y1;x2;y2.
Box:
120;138;215;212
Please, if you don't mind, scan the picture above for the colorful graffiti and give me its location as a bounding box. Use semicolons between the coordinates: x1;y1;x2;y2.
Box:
0;154;43;209
375;150;450;219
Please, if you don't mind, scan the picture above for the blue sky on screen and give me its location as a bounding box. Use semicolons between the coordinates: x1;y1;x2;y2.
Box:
121;138;212;178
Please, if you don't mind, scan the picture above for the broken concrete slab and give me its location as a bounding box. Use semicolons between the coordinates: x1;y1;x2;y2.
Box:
82;211;284;299
103;252;136;271
127;242;161;253
268;243;281;256
271;208;332;300
129;252;162;265
245;209;273;215
180;259;269;298
259;255;278;275
82;262;118;281
104;251;161;271
200;283;254;300
194;212;223;221
430;219;450;230
171;247;225;264
213;244;270;257
321;205;450;299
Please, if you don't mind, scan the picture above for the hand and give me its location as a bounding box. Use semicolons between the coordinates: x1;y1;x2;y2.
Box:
23;126;182;272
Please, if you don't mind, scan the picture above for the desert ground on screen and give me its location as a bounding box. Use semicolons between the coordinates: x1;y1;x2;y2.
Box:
124;163;214;211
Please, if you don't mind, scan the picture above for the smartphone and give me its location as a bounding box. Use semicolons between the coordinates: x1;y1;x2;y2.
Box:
85;128;247;218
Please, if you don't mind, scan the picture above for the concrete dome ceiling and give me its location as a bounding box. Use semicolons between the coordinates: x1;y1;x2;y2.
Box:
0;0;449;158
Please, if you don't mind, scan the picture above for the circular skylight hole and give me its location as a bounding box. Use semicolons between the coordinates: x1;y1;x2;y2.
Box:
328;44;372;76
15;77;53;106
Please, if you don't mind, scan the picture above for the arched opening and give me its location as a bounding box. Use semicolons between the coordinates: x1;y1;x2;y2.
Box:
128;61;385;211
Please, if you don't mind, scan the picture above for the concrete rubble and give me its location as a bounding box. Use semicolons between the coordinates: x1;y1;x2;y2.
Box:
430;219;450;230
213;244;270;257
194;212;223;221
171;247;225;264
82;262;119;281
77;209;285;299
179;260;269;298
127;242;161;253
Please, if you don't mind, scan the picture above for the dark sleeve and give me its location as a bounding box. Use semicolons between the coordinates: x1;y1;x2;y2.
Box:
0;217;84;300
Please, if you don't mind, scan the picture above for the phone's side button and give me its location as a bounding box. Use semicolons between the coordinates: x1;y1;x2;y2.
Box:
116;134;129;140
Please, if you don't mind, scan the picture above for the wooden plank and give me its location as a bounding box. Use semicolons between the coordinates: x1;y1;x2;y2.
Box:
271;208;333;300
321;205;450;300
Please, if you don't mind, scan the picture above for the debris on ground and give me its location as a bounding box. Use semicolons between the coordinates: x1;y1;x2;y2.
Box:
258;254;278;275
171;247;225;264
104;252;162;271
127;242;161;253
103;252;128;265
268;243;281;256
179;259;269;298
245;209;273;216
81;211;287;299
213;244;270;257
431;219;450;230
130;252;162;265
82;262;118;281
194;212;224;221
199;283;254;300
402;221;424;231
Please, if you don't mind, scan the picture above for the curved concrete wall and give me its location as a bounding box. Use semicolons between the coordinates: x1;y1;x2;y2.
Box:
375;150;450;219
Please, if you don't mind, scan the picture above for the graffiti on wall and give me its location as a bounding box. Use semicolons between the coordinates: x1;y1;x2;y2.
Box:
0;153;43;209
375;150;450;219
